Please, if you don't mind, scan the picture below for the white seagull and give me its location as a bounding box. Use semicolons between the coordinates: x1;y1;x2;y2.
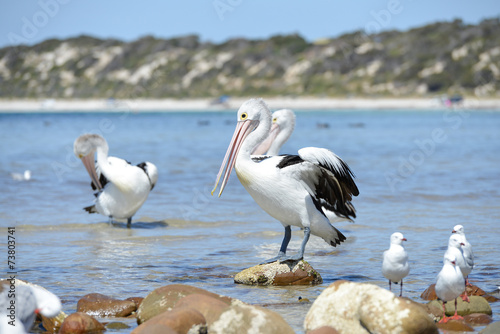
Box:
444;233;471;302
435;254;465;323
212;99;358;263
452;224;474;285
382;232;410;297
252;108;296;155
74;134;158;227
0;282;61;333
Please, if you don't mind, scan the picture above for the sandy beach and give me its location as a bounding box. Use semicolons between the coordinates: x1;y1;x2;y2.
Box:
0;97;499;112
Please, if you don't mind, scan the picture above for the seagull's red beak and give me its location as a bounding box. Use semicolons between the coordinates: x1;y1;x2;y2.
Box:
452;230;457;233
212;119;259;197
402;238;407;241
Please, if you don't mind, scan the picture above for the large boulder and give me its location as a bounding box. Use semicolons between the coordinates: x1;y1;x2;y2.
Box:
427;296;492;317
136;284;232;324
210;299;295;334
132;307;206;334
304;280;438;334
58;312;105;334
175;293;230;325
234;260;322;286
77;293;136;317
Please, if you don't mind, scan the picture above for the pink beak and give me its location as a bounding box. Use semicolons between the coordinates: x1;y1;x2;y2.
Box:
81;152;102;190
212;119;259;197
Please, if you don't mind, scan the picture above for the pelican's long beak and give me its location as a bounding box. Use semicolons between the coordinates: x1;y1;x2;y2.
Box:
252;122;279;155
212;119;259;197
80;152;102;190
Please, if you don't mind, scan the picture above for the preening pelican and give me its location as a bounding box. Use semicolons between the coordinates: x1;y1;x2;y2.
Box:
212;99;358;263
74;134;158;227
252;109;296;155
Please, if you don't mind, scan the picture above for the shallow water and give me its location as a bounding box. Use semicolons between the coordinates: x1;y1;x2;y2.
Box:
1;107;499;333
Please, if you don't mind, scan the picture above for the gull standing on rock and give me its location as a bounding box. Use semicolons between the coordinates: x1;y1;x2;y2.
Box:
435;254;465;323
382;232;410;297
444;234;471;302
74;134;158;227
452;225;474;285
212;99;358;263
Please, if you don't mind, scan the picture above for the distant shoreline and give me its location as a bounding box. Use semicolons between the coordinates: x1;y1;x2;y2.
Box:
0;97;499;112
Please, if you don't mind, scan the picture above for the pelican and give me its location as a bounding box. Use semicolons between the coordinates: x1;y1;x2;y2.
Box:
252;109;296;155
212;99;358;263
74;134;158;227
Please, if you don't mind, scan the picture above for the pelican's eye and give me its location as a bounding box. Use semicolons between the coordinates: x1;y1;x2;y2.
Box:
240;112;248;120
273;117;277;123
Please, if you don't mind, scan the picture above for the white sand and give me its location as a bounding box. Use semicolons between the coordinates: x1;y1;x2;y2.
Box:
0;97;498;112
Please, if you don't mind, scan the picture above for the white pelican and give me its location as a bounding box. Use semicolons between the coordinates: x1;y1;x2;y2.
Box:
452;224;474;285
435;254;465;323
252;109;296;155
74;134;158;227
212;99;358;263
382;232;410;297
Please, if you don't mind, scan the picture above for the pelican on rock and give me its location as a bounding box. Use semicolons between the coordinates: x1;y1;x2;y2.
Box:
74;134;158;227
212;99;358;263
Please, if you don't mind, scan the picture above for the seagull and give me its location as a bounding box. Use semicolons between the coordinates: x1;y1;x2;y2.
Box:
212;99;358;263
10;170;31;181
382;232;410;297
74;134;158;227
0;281;61;333
252;109;296;155
444;233;471;302
452;225;474;285
435;254;465;323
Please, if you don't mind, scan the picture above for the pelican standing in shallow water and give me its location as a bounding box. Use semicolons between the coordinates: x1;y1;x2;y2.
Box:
252;108;296;155
212;99;359;263
74;134;158;227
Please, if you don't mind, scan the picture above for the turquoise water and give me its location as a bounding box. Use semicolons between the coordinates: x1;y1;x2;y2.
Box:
1;108;499;333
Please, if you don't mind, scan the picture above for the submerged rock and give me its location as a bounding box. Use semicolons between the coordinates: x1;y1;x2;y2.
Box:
136;284;232;324
436;320;474;332
427;296;492;317
77;293;137;317
210;299;295;334
58;312;105;334
304;280;437;334
464;313;494;325
234;260;322;286
132;307;206;334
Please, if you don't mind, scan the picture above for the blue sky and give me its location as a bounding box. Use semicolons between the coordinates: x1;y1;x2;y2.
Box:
1;0;499;48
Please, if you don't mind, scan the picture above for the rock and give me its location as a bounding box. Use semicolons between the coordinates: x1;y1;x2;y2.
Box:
304;280;438;334
210;299;295;334
421;283;499;302
464;313;493;325
77;293;137;317
427;296;492;317
175;293;230;325
234;260;322;286
41;310;67;333
436;320;474;332
58;312;105;334
126;297;144;309
132;307;206;334
480;321;500;334
307;326;340;334
136;284;232;324
105;321;131;330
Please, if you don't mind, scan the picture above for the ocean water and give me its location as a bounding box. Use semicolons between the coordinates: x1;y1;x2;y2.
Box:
1;107;499;333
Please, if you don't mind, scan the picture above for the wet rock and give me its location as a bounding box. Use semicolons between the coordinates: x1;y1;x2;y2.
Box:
304;280;438;334
41;310;67;333
307;326;340;334
234;260;322;286
210;299;294;334
480;321;500;333
421;283;499;302
59;312;105;334
464;313;493;325
132;307;206;334
175;293;230;325
427;296;492;317
126;297;144;309
436;320;474;332
105;321;131;330
136;284;232;324
77;293;136;317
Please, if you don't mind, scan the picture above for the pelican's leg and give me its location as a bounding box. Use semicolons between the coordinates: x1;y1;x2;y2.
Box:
280;227;310;262
127;217;132;228
388;280;392;291
261;226;292;264
400;279;403;297
108;216;114;226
